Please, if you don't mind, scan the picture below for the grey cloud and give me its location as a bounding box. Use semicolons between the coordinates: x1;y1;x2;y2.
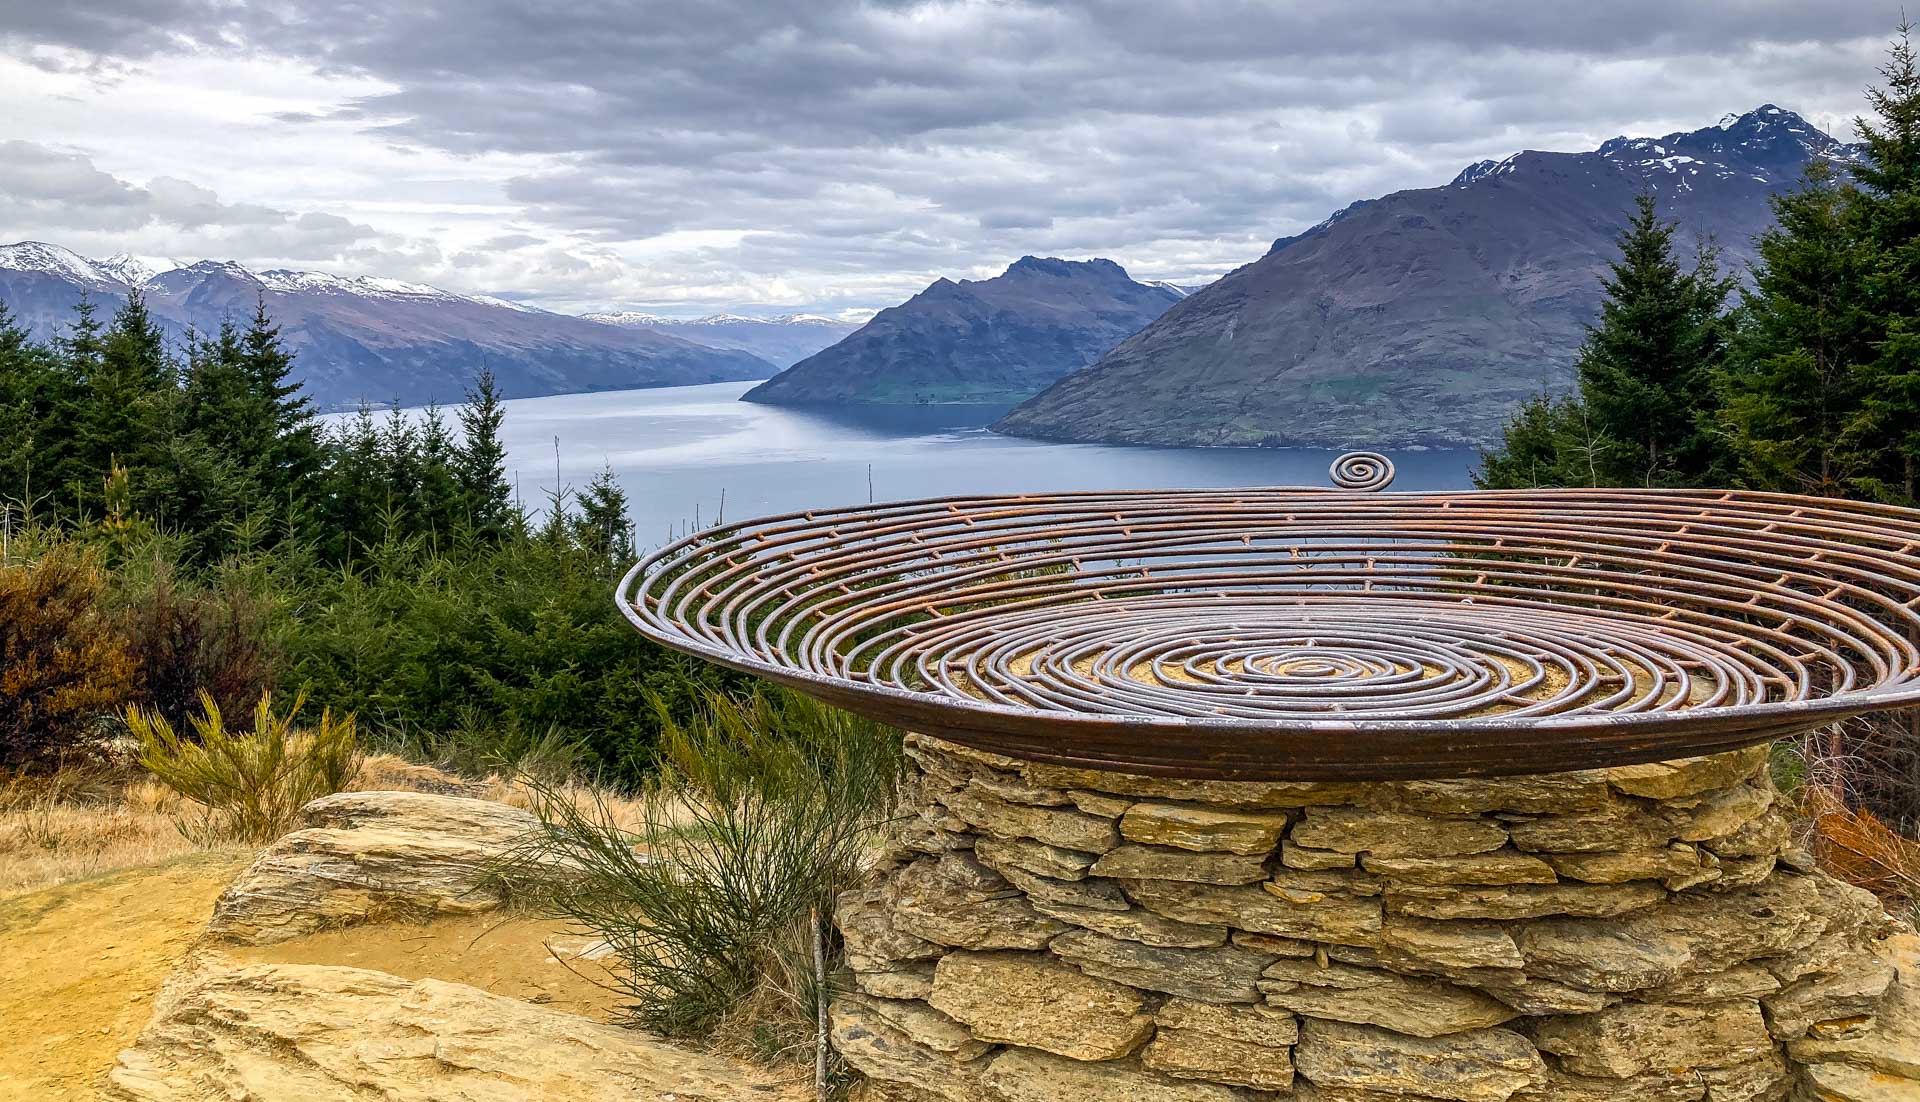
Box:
0;1;1900;309
0;140;383;254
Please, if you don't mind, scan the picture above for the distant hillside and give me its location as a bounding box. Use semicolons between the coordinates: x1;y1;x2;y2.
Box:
741;256;1184;406
582;312;856;367
0;245;775;410
994;106;1856;449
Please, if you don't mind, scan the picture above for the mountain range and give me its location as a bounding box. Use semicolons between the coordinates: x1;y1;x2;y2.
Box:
993;105;1856;449
741;256;1187;406
0;245;785;410
582;311;855;367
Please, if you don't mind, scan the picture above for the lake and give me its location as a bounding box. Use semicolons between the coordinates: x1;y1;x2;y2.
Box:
353;381;1481;548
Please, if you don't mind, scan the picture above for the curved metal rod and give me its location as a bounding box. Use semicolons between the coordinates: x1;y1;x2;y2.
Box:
615;462;1920;779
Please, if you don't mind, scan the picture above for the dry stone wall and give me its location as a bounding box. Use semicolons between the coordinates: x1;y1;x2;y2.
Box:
831;736;1920;1102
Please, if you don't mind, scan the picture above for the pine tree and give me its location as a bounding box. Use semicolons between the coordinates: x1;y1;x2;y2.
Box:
239;296;323;522
575;465;635;567
1479;196;1733;488
41;296;105;510
1574;195;1735;486
455;368;512;542
71;291;176;517
416;404;462;543
319;404;389;561
0;301;55;509
1718;162;1876;496
1851;21;1920;503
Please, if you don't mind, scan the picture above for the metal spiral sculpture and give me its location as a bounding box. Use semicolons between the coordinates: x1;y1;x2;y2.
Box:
1329;451;1394;491
618;454;1920;779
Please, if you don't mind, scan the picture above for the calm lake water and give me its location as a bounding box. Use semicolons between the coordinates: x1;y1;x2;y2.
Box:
343;381;1480;549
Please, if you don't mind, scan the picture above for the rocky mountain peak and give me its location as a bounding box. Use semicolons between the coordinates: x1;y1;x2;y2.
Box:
1004;255;1130;281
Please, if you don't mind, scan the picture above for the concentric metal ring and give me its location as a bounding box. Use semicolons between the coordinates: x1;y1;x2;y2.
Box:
617;475;1920;779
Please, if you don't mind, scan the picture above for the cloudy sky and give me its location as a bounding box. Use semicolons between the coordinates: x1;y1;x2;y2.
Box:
0;1;1898;316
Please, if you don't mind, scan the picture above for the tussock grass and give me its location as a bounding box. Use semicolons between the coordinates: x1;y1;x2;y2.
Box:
127;691;362;845
501;688;903;1074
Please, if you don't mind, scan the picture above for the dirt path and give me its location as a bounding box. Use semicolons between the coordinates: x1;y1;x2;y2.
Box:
0;849;248;1102
0;847;630;1101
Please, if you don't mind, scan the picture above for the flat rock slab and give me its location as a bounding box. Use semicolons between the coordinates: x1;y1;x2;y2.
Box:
105;955;805;1102
205;790;543;945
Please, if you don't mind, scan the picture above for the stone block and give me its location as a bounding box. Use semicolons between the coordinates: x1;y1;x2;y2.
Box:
863;996;995;1059
1544;845;1704;884
831;996;996;1102
1260;957;1520;1037
1269;866;1384;899
1144;997;1298;1090
1673;782;1774;844
1787;934;1920;1080
840;885;945;974
928;951;1152;1061
1123;877;1383;946
978;1048;1245;1102
1506;804;1675;854
993;864;1130;911
972;835;1099;881
1387;881;1664;921
1292;1019;1547;1102
1092;843;1271;884
1030;899;1229;948
1119;801;1293;855
1383;771;1615;815
1792;1061;1920;1101
1363;851;1558;886
888;856;1069;950
1516;876;1835;993
1763;955;1898;1041
1602;746;1769;801
1051;927;1274;1003
1285;841;1360;870
1380;915;1525;972
941;783;1120;852
1291;807;1509;858
1530;999;1774;1078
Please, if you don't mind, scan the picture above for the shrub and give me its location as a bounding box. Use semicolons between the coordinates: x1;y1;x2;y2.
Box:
0;545;135;771
127;690;361;843
114;561;279;732
504;688;902;1065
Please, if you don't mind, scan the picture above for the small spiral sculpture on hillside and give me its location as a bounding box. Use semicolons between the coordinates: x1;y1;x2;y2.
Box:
618;454;1920;779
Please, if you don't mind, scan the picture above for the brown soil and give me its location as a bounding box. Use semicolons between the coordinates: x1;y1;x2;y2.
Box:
0;848;626;1101
0;849;249;1102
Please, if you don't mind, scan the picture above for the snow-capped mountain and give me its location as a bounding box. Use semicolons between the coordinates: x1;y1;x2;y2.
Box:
1451;102;1860;192
997;105;1855;451
94;253;185;286
581;311;857;367
0;246;776;409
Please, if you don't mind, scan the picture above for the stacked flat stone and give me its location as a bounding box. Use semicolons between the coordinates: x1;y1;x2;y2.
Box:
831;736;1920;1102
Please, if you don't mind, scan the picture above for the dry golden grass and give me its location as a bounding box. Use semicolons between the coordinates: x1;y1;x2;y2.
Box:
0;753;651;898
0;773;214;897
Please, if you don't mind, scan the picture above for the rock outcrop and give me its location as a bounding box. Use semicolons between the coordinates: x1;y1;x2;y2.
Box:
105;955;803;1101
204;790;539;945
834;736;1920;1102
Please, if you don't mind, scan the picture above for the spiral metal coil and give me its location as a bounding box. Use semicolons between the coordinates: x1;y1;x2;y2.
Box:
618;455;1920;779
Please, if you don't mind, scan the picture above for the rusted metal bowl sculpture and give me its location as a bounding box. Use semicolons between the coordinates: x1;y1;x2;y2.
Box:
617;454;1920;779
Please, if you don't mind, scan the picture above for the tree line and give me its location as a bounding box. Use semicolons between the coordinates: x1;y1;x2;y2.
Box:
0;289;719;782
1478;25;1920;504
